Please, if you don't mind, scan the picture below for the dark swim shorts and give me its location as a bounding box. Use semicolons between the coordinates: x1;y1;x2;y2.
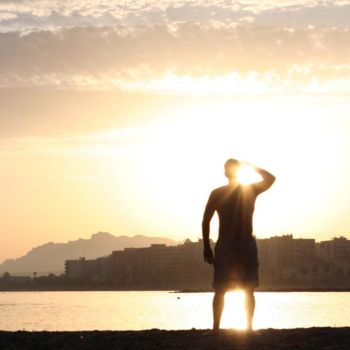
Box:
213;237;259;290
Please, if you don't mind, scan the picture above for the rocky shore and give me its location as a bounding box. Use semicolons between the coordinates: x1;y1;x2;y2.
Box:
1;328;350;350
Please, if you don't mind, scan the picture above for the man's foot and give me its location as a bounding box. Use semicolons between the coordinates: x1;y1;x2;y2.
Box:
202;328;222;335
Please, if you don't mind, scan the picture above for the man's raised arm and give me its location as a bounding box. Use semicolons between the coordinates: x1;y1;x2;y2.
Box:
253;165;276;193
202;192;216;264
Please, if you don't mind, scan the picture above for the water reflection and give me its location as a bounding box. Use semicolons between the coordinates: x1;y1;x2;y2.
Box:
221;291;246;329
0;291;349;331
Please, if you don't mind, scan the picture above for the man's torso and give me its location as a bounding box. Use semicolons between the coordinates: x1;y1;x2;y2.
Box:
211;184;258;242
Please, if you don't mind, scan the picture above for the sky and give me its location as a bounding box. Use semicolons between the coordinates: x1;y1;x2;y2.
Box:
1;0;350;262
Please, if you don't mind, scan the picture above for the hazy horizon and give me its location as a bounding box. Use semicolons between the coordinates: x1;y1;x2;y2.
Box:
0;230;346;265
1;1;350;262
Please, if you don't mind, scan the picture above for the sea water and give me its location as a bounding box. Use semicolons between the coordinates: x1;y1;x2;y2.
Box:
0;291;349;331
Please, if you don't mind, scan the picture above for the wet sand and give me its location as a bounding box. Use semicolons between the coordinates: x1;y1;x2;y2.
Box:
1;328;350;350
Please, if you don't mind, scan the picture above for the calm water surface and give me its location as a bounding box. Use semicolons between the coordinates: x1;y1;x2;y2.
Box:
0;291;349;331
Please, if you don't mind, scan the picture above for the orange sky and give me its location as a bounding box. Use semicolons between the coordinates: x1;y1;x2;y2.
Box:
1;1;350;262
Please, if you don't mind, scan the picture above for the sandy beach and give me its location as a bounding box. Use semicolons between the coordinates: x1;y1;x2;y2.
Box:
1;328;350;350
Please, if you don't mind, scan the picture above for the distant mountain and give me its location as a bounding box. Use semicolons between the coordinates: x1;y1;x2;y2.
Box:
0;232;177;275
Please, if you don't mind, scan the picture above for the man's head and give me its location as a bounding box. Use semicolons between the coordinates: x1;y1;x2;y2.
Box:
224;158;241;179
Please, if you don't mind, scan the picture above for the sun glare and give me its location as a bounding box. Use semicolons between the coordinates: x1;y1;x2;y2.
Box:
237;164;261;185
221;291;247;330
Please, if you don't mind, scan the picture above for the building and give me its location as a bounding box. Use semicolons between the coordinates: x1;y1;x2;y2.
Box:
257;235;316;284
316;236;350;281
64;235;350;289
317;236;350;264
65;256;112;281
111;240;212;289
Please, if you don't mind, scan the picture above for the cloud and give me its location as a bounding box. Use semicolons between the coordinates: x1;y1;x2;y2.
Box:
0;1;350;32
0;23;349;94
0;2;349;95
110;68;350;95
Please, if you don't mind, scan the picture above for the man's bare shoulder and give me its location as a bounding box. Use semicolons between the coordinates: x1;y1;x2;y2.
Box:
210;185;229;198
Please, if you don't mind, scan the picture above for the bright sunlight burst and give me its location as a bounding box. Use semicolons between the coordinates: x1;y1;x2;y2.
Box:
237;164;262;185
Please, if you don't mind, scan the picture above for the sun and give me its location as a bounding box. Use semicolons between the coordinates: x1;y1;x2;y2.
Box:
237;164;262;185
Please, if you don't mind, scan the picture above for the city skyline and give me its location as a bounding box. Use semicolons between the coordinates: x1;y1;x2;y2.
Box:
62;234;350;290
1;1;350;262
2;234;349;290
1;231;348;267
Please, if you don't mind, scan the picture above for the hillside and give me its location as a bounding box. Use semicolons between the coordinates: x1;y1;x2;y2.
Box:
0;232;177;275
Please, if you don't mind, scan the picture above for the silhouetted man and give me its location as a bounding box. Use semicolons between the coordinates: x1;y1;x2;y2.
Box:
202;159;275;331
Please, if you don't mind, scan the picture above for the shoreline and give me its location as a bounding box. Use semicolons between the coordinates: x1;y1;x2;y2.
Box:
1;328;350;350
2;287;350;292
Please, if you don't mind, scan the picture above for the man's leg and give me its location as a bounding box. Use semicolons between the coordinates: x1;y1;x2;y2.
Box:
244;288;255;331
213;289;225;330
